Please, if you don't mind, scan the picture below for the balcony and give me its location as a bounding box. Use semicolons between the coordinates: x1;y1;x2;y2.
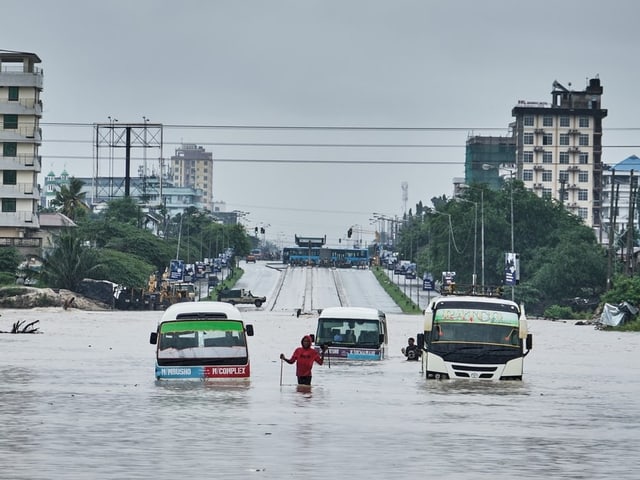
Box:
0;183;40;199
0;211;40;228
0;154;41;171
568;146;580;153
534;146;544;152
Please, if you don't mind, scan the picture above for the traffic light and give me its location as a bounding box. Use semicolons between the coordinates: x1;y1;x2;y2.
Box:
347;227;353;238
260;227;265;234
254;226;258;234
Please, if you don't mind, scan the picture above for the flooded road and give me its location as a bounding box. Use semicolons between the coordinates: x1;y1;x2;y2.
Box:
1;304;639;479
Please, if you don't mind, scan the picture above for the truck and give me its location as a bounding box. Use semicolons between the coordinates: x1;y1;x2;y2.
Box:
217;288;266;307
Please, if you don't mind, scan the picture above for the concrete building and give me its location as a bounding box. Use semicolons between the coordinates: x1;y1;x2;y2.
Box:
170;144;214;212
0;50;43;257
465;135;516;189
43;170;207;219
511;77;607;230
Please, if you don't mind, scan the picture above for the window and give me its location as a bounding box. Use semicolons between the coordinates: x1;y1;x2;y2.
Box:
579;117;590;128
562;190;569;201
560;116;570;127
523;151;533;163
579;153;589;164
3;115;18;130
542;188;552;199
1;198;16;213
8;86;19;101
578;208;588;220
523;133;534;145
579;134;589;146
523;169;533;181
559;134;570;146
523;115;534;126
543;152;553;164
3;170;17;185
543;116;553;127
2;142;17;157
559;171;569;182
578;189;589;201
578;172;589;183
542;170;552;182
559;152;569;164
543;133;553;145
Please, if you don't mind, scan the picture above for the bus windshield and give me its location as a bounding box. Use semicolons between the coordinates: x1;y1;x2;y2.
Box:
315;319;380;345
432;306;520;347
157;320;247;363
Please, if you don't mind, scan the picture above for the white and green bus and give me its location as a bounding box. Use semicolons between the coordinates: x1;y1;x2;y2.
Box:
313;307;388;360
418;294;532;380
150;301;254;380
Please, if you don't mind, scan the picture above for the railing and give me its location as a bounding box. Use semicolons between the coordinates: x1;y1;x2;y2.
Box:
0;236;41;247
0;154;41;169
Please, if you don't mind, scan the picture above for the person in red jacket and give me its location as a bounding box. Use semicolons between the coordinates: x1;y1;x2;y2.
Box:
280;335;327;385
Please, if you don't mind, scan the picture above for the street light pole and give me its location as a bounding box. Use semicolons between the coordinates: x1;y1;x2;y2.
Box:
458;198;478;289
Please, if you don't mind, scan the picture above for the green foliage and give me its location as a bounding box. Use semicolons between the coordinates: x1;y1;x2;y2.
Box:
50;177;89;221
90;249;155;288
543;304;574;320
104;197;142;225
600;275;640;306
0;272;17;285
78;219;174;271
398;181;607;315
0;247;20;272
41;231;101;290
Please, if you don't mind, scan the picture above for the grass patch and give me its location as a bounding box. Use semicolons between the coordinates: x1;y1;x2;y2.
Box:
371;266;422;314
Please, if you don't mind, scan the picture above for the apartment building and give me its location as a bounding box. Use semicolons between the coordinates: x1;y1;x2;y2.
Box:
170;144;213;212
511;77;607;230
0;50;43;257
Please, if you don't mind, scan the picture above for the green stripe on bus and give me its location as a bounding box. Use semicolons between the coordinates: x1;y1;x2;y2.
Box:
160;320;244;333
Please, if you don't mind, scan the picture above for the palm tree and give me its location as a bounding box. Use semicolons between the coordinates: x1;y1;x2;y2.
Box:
50;177;89;221
41;231;101;291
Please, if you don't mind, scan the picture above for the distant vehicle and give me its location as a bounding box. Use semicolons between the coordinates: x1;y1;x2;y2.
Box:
250;248;262;260
282;246;370;268
245;255;257;263
149;301;254;380
217;288;266;307
313;307;388;360
418;292;533;380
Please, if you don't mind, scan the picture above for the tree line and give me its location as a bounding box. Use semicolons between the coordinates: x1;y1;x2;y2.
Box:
392;178;638;316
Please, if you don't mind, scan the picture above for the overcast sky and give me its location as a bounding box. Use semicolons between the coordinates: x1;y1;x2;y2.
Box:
5;0;640;246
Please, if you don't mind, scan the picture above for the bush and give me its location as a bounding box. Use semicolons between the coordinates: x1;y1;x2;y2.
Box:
543;304;574;320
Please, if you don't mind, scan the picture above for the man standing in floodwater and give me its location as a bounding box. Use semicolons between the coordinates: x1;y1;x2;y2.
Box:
280;335;327;385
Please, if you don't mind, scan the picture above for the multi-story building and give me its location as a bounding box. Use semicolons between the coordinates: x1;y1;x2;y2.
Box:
0;50;43;257
465;135;516;189
43;170;207;219
170;144;213;212
512;77;607;230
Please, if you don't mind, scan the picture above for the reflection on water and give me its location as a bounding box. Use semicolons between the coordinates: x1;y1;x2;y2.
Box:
1;309;639;479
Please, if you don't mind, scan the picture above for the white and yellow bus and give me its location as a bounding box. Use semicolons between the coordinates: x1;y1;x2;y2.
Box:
418;294;532;380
